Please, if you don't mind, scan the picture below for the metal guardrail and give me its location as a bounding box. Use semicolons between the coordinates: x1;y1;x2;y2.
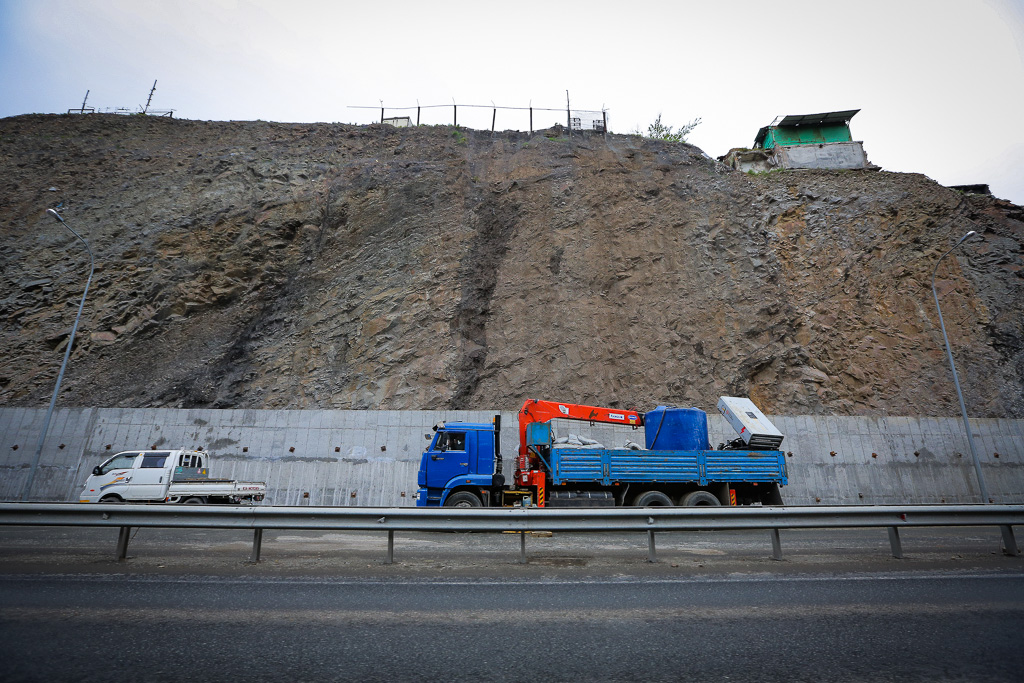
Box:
1;503;1021;564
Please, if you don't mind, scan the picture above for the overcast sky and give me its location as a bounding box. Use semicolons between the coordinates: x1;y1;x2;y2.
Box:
2;0;1023;204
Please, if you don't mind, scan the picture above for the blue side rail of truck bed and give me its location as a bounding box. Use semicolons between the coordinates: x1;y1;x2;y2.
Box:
549;448;787;486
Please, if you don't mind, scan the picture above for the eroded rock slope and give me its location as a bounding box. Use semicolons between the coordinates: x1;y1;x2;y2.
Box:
1;114;1021;416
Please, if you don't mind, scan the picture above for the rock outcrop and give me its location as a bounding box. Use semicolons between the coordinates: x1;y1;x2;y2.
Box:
1;114;1022;416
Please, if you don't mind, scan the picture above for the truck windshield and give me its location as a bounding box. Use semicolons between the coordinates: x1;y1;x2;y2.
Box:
98;452;140;474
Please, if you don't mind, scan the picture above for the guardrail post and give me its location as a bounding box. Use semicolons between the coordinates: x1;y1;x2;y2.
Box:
770;528;782;560
520;531;527;564
647;529;657;563
887;527;903;559
249;528;263;563
1000;525;1019;557
115;526;131;561
386;530;394;564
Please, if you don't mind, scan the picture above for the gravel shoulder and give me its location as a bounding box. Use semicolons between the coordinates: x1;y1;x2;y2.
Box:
0;525;1020;581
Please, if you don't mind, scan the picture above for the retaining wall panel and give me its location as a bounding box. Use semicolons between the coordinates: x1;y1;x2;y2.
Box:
2;408;1023;504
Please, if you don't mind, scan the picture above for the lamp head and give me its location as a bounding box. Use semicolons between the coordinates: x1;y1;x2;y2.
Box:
956;230;977;246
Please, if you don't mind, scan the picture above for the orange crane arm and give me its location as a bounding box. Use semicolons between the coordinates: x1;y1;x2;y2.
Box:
517;399;643;456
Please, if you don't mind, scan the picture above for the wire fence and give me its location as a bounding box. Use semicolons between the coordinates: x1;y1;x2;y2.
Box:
67;107;175;117
348;101;609;136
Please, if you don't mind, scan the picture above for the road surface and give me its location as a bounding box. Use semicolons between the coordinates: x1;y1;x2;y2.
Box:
1;526;1022;681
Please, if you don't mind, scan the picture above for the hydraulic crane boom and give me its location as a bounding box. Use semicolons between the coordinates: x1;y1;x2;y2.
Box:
517;399;643;456
515;399;644;496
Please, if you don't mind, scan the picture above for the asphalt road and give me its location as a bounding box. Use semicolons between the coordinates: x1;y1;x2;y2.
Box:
2;569;1023;682
2;526;1023;682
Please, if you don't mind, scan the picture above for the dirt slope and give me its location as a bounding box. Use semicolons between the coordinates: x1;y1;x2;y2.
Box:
1;114;1022;416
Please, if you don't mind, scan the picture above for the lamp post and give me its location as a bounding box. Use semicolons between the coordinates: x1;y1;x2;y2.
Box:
930;230;990;504
21;209;95;502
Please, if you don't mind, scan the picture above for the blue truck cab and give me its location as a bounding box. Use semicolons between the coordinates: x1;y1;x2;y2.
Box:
416;422;501;507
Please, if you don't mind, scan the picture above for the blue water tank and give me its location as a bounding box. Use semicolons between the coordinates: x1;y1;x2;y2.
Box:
644;406;710;451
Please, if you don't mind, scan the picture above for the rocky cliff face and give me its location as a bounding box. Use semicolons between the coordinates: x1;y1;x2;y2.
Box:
1;114;1022;416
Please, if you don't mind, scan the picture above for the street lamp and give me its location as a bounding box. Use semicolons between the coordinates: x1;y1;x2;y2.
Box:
930;230;990;503
21;209;95;502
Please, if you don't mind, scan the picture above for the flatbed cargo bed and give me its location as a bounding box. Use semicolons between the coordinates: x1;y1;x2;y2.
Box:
549;447;787;486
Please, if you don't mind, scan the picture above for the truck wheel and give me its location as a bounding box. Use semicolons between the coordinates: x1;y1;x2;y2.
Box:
182;497;206;505
681;491;721;506
633;491;673;507
99;495;124;504
444;492;482;508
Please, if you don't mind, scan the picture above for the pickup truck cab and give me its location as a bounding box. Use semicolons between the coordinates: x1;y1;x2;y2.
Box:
79;449;266;504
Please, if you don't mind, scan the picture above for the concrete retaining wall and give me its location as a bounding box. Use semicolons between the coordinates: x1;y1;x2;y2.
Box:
1;408;1021;505
776;141;869;169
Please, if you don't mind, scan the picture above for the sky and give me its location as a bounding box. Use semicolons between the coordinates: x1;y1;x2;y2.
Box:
2;0;1023;205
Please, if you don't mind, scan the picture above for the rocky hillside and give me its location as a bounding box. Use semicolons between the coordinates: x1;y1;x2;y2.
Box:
1;114;1022;417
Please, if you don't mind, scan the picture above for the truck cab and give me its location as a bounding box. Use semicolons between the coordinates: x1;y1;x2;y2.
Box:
416;422;499;507
80;450;205;503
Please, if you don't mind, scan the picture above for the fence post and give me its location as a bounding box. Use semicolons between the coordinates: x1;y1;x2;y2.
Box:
250;528;263;563
529;106;533;135
520;531;527;564
770;528;782;560
603;110;608;139
887;527;903;559
1001;525;1019;556
386;529;395;564
116;526;131;561
647;529;657;563
453;104;457;127
417;106;420;126
492;108;496;133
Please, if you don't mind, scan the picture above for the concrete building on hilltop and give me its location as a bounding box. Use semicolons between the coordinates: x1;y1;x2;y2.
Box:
720;109;877;173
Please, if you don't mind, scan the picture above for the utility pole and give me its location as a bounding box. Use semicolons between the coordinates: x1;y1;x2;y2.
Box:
930;230;990;503
566;90;571;137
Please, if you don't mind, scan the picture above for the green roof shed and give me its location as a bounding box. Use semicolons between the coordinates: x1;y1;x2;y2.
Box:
754;109;860;150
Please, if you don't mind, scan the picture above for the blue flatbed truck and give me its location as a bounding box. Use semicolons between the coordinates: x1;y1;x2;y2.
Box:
417;398;787;507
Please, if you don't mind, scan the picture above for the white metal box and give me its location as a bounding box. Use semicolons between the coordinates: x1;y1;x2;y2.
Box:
716;396;784;449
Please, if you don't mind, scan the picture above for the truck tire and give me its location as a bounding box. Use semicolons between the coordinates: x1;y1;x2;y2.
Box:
633;490;674;507
681;490;721;507
444;491;482;508
99;495;124;504
182;496;206;505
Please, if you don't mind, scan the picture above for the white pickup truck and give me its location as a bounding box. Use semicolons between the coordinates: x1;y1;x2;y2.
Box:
79;449;266;504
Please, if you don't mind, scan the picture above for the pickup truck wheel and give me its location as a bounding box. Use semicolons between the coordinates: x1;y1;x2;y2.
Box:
99;495;124;504
182;497;206;505
633;491;673;507
444;492;482;508
681;491;721;506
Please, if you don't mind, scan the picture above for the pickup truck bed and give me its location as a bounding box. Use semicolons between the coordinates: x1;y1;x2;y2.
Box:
549;448;787;486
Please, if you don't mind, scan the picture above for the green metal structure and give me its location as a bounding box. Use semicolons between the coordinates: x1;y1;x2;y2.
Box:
754;110;859;150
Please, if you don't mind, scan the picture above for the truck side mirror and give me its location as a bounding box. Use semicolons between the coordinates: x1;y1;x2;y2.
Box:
92;466;102;476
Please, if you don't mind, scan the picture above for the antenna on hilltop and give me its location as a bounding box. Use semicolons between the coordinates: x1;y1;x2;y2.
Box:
143;80;157;114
